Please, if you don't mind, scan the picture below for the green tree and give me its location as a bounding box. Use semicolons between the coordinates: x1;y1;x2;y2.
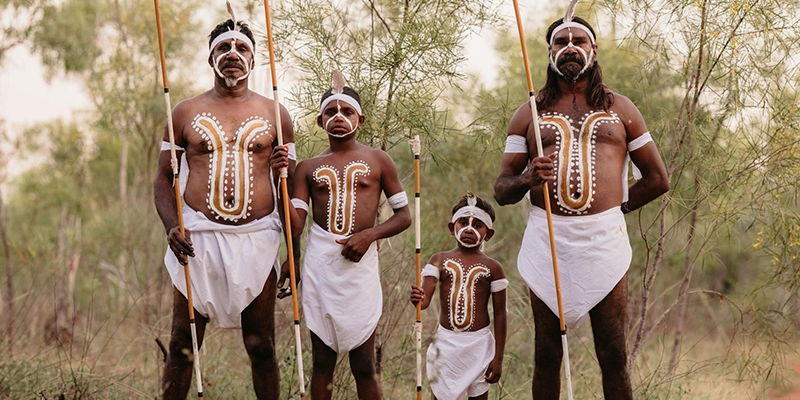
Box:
468;1;800;397
34;0;201;206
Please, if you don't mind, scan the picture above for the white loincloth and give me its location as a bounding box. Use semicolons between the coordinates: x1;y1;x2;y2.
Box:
164;205;282;328
426;325;495;400
518;206;631;329
302;223;381;353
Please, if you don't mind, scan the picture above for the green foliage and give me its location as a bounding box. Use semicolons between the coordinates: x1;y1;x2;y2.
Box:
0;0;47;65
273;0;500;150
0;0;798;398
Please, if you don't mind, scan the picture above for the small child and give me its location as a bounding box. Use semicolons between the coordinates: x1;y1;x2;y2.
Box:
410;193;508;400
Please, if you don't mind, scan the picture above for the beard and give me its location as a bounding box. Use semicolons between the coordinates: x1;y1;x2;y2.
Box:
557;53;586;81
223;76;240;87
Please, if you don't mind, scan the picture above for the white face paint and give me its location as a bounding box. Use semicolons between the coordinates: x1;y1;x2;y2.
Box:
323;100;358;138
454;216;483;248
212;38;252;88
549;29;595;81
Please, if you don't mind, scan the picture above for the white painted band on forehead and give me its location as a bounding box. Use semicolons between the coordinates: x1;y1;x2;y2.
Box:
210;30;254;53
319;94;362;116
452;206;493;230
550;22;596;45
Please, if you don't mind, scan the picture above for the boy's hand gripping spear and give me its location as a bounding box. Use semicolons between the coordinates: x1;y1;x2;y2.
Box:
510;1;574;398
262;0;307;398
152;0;204;398
411;135;423;400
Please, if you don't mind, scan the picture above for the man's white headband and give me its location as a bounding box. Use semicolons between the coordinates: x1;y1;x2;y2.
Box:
210;31;254;53
549;22;596;46
319;94;362;116
451;206;493;230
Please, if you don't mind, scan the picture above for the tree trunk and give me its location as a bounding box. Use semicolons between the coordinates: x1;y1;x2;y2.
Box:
0;190;13;354
667;169;700;374
119;129;129;206
45;208;81;345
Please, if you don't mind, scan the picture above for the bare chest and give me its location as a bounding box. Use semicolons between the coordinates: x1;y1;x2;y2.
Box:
186;112;276;157
440;258;491;332
310;158;380;235
532;110;626;215
184;112;277;222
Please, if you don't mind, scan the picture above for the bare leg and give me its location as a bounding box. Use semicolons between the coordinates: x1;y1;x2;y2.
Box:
241;269;279;399
589;276;633;400
469;391;489;400
163;286;208;400
530;289;562;400
310;331;337;400
348;331;382;400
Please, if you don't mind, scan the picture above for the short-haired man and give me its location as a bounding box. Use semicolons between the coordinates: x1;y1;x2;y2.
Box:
154;18;294;399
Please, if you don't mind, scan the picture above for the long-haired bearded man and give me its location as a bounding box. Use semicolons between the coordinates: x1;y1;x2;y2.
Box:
494;16;670;400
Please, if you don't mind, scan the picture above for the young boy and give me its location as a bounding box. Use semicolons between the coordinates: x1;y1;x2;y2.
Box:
280;71;411;399
410;193;508;400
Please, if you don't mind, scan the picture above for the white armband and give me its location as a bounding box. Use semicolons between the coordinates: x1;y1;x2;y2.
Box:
490;278;509;293
161;141;184;152
287;142;297;160
386;191;409;209
504;135;528;154
627;132;652;152
291;198;309;213
421;264;439;279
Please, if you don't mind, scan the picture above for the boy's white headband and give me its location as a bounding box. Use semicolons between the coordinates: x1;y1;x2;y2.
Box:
451;206;493;229
319;94;362;116
210;31;254;53
549;22;596;46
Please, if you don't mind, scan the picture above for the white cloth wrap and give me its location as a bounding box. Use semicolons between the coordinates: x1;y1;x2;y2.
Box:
427;325;495;400
386;191;408;209
550;22;596;45
161;141;184;152
504;135;528;153
286;142;297;160
421;263;439;279
490;278;508;293
209;30;254;53
622;132;653;200
319;94;363;116
164;205;282;328
518;206;631;329
302;223;381;353
291;198;309;213
451;206;493;230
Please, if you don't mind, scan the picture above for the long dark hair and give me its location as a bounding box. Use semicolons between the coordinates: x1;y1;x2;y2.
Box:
536;17;614;111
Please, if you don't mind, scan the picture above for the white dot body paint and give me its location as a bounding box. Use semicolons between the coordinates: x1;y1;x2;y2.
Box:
540;111;621;214
443;258;490;332
324;100;358;138
192;113;274;222
314;161;371;235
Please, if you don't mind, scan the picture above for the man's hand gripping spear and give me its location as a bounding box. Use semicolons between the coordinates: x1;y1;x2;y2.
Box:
510;0;574;398
152;0;205;398
262;0;307;398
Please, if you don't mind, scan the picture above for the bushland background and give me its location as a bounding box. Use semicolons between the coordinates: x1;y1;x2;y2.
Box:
0;0;799;398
